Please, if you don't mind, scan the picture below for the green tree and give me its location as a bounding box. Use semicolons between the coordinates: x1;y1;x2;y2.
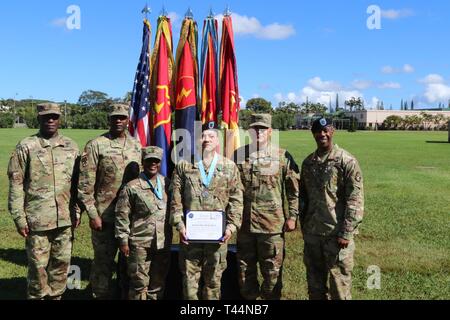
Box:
245;98;273;113
272;111;295;130
345;97;363;112
78;90;111;110
0;112;14;128
383;115;402;130
238;109;253;130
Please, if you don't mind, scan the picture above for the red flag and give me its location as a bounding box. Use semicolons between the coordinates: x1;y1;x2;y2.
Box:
200;18;219;125
174;18;198;159
129;19;152;147
150;16;174;176
220;15;240;158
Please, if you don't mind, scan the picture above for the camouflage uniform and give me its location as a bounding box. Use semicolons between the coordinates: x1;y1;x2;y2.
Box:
115;147;172;300
78;104;141;299
7;103;80;300
170;154;243;300
234;114;300;300
299;143;364;300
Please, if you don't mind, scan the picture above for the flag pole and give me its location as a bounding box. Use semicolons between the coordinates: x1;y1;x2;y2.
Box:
224;5;232;17
160;5;168;17
208;7;214;19
185;7;194;19
142;4;151;20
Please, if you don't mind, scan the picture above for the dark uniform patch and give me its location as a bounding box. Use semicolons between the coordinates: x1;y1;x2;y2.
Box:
81;154;88;167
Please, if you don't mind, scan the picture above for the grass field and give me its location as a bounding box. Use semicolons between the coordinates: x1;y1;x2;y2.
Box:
0;128;449;300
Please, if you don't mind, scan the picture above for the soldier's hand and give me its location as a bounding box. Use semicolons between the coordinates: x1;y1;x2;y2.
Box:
89;217;103;231
337;237;350;249
284;219;297;232
220;229;232;244
72;218;81;229
18;226;29;238
179;228;189;245
120;245;130;257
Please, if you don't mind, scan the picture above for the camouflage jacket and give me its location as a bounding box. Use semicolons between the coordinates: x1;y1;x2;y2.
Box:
234;145;300;234
170;154;244;234
78;132;141;223
7;133;80;232
299;145;364;240
115;173;172;249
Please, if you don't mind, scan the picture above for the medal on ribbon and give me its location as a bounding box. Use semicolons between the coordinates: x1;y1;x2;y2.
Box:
198;153;219;198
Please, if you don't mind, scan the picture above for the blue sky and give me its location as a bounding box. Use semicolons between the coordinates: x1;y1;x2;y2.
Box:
1;0;449;109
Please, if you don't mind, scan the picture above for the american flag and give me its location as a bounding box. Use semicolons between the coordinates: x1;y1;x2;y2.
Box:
129;19;152;147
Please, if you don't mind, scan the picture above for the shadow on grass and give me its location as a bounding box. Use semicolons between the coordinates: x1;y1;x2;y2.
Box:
0;278;27;300
0;248;27;267
426;141;450;144
0;248;91;280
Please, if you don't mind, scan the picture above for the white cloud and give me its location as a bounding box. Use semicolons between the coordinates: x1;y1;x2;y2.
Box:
381;66;395;74
252;94;260;99
381;9;415;19
420;74;445;84
424;84;450;103
167;12;180;25
381;64;415;74
215;13;295;40
379;82;401;89
274;77;363;109
50;18;67;28
352;80;373;90
351;79;401;90
307;77;342;91
403;64;415;73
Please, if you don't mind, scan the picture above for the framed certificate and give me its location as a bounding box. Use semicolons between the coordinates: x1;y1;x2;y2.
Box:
185;211;226;243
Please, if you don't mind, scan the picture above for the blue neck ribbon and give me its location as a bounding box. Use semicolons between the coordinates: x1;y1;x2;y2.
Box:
145;174;163;200
198;153;219;188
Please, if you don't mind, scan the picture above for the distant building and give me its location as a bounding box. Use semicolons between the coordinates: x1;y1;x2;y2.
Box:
0;105;11;112
345;110;450;129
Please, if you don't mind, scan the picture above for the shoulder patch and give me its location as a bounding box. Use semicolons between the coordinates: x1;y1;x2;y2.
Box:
355;172;362;182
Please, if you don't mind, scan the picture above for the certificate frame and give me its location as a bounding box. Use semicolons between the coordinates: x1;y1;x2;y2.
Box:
185;210;226;244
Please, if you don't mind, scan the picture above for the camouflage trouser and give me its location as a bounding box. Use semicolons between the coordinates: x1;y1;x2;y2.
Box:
303;234;355;300
127;245;171;300
237;232;284;300
179;243;227;300
26;226;72;300
90;222;119;299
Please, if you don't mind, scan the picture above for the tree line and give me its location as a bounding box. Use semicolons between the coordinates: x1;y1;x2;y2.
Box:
382;113;450;131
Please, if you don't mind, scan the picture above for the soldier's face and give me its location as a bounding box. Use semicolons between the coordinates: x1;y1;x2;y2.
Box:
143;158;161;176
250;126;272;146
39;114;60;136
201;130;219;153
109;115;128;135
313;126;334;149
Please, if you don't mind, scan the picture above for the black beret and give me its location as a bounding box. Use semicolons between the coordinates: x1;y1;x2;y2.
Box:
311;118;333;132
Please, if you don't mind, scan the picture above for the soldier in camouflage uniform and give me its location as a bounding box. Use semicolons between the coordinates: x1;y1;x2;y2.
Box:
170;123;243;300
7;103;81;300
233;114;300;300
78;104;141;299
115;146;172;300
299;118;364;300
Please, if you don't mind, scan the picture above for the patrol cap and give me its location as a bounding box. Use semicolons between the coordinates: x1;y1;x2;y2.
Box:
37;103;62;116
142;146;163;161
109;104;130;117
202;121;220;132
249;113;272;129
311;117;333;133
